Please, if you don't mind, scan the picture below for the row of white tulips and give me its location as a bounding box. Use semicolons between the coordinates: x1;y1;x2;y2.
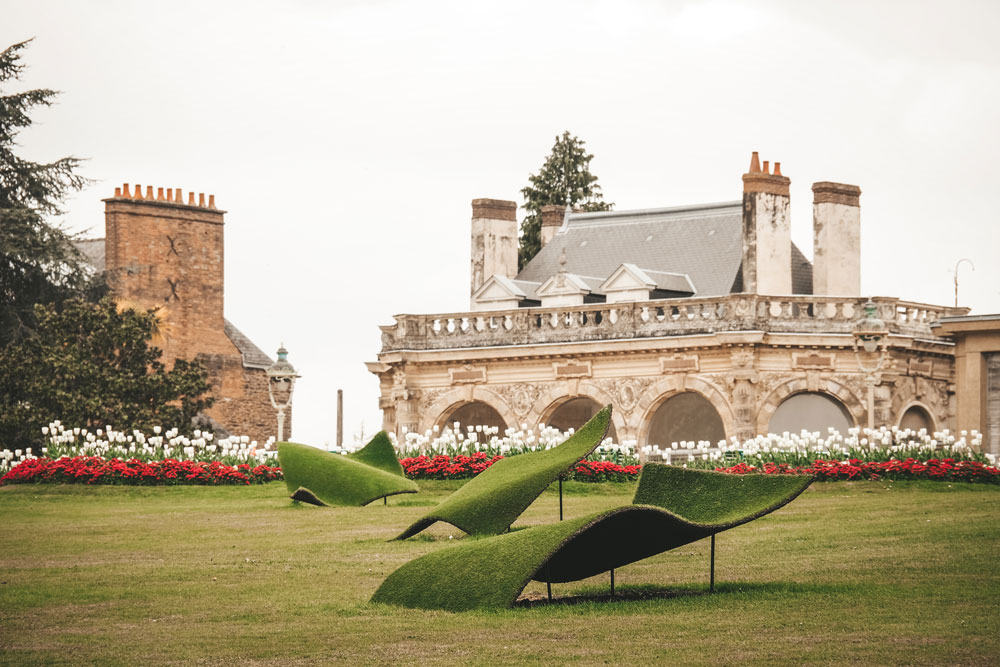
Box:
0;420;277;474
380;422;638;464
379;422;993;467
643;426;992;466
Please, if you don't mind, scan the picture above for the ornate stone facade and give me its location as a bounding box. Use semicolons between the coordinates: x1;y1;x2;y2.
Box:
368;295;960;450
368;156;965;451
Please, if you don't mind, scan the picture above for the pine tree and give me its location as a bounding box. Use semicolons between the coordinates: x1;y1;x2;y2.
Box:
0;39;96;346
518;131;613;268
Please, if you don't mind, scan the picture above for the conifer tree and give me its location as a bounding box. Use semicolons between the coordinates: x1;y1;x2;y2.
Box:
518;132;613;268
0;39;96;346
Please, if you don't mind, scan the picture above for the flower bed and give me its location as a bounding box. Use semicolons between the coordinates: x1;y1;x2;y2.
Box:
716;458;1000;483
0;456;282;486
399;453;640;482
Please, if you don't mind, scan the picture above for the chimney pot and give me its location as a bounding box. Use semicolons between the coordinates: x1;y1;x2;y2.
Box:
166;188;173;201
146;185;154;200
188;192;195;205
134;184;144;199
157;187;165;201
199;193;206;207
122;182;130;198
114;186;122;197
773;162;782;176
208;194;216;209
762;160;770;175
175;188;183;203
749;151;761;173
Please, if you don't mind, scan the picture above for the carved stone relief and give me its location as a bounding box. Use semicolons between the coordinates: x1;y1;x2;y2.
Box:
494;383;540;418
595;377;656;417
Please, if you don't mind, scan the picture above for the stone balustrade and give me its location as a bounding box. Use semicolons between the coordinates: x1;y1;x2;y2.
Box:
379;295;962;353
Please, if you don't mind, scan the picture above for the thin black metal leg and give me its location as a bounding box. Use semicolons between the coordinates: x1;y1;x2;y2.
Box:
546;581;552;602
383;496;387;506
558;477;563;521
610;568;615;596
710;533;716;593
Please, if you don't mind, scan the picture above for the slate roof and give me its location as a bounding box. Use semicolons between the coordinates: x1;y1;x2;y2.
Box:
516;201;812;297
224;320;274;370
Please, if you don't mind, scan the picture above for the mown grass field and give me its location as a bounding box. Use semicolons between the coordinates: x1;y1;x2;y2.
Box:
1;479;997;665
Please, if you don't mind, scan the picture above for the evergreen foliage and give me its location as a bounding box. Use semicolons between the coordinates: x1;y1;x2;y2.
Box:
518;131;613;268
0;39;99;346
394;406;611;539
372;465;813;611
277;435;417;506
0;298;214;451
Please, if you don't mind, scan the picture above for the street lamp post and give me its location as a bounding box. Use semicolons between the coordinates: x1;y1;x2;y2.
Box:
852;300;889;430
266;344;299;443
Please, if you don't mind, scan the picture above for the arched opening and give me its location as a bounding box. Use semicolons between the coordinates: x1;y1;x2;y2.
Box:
546;397;618;441
442;401;508;434
768;392;854;435
645;392;726;447
899;405;934;432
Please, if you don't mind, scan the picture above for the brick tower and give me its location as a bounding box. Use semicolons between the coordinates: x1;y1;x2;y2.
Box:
102;184;285;442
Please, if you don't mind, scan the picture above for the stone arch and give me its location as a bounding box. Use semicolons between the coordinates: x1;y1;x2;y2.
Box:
635;376;736;448
756;377;864;435
421;386;517;436
530;380;625;441
896;401;937;432
890;375;949;432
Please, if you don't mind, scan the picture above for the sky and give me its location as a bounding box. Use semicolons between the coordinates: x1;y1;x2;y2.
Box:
6;0;1000;447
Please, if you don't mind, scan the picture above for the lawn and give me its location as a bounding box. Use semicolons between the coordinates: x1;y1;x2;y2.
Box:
0;479;997;665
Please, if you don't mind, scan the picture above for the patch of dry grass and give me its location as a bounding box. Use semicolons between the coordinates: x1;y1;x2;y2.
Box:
0;480;997;665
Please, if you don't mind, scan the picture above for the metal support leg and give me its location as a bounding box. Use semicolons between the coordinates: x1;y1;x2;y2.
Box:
710;534;716;594
610;568;615;596
558;477;563;521
546;581;552;602
384;496;387;506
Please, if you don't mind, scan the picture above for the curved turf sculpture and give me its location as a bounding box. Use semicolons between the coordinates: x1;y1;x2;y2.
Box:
372;464;812;610
277;432;417;506
394;406;612;539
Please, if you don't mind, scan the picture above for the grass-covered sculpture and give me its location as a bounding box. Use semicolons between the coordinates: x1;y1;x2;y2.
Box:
394;406;612;539
277;432;417;506
372;464;813;610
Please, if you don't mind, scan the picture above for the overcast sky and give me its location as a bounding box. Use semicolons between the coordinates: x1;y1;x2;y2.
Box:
6;0;999;447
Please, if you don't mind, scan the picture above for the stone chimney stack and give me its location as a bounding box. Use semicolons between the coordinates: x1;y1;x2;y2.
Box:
741;152;792;294
540;204;565;248
470;198;518;297
812;182;861;296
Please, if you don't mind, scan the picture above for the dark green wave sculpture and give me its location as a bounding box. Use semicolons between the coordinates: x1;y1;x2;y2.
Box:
394;406;612;539
372;464;812;610
277;432;417;506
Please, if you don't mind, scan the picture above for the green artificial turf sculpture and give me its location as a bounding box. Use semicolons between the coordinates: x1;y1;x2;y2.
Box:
394;405;612;539
371;464;813;610
277;432;417;506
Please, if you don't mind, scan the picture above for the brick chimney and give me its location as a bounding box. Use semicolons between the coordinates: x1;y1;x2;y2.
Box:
104;183;230;362
812;182;861;296
540;204;565;248
470;198;518;299
741;152;792;295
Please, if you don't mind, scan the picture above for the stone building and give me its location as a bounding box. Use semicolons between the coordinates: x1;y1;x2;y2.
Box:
368;153;979;453
78;183;285;442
